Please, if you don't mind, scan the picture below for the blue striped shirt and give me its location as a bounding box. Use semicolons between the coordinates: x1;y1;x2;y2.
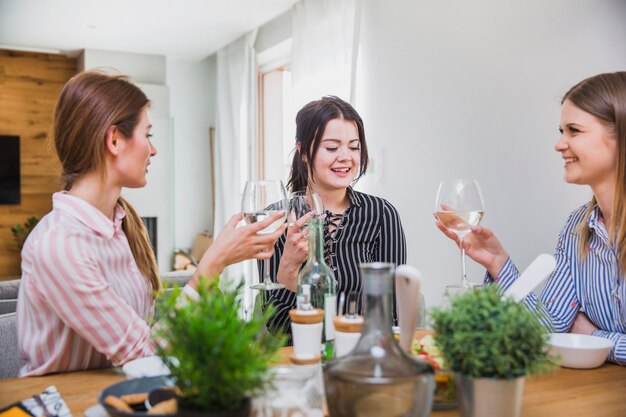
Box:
487;203;626;365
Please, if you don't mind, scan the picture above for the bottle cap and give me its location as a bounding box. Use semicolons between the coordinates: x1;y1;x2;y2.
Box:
333;315;364;333
289;353;322;365
290;308;324;324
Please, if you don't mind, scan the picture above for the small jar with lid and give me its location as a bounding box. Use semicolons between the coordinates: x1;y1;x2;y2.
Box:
333;315;363;357
289;308;324;357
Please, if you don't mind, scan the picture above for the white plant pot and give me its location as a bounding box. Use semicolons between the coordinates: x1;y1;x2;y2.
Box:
456;374;525;417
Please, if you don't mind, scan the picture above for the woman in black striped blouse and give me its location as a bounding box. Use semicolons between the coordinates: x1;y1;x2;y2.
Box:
259;96;407;342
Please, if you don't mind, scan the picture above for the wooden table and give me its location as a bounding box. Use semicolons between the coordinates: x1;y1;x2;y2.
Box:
1;348;625;416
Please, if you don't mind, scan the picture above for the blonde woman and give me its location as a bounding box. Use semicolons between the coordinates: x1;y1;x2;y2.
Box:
437;72;626;365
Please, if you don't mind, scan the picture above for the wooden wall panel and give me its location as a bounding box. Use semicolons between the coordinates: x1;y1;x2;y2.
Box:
0;50;77;279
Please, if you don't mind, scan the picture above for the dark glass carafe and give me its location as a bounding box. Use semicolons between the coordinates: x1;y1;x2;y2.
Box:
324;263;434;417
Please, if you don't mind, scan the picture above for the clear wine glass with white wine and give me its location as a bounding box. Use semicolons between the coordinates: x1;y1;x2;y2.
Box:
241;180;288;290
435;179;485;289
288;190;324;231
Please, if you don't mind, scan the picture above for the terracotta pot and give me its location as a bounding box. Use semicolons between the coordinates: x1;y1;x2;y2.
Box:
178;398;251;417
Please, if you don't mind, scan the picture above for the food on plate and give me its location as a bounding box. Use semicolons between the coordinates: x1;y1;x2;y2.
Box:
104;395;134;412
120;392;148;405
147;398;177;415
412;335;456;406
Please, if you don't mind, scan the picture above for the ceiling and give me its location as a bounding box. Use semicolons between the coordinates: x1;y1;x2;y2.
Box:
0;0;299;61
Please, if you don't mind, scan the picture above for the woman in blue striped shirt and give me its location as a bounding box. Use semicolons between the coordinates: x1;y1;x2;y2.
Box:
436;72;626;365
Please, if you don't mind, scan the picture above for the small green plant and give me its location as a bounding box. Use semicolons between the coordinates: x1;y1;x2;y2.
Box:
430;285;554;379
154;278;284;412
11;216;39;250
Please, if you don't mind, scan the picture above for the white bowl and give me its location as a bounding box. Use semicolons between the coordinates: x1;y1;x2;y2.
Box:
122;356;171;379
548;333;613;369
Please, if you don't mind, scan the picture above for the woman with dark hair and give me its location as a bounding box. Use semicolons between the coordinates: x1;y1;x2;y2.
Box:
437;72;626;365
16;71;286;376
261;96;407;341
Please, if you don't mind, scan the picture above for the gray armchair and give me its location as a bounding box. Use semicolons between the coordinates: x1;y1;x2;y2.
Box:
0;279;20;300
0;312;23;378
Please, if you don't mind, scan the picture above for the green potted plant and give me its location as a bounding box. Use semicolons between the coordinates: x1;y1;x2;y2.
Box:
430;285;553;417
11;216;39;250
154;278;284;417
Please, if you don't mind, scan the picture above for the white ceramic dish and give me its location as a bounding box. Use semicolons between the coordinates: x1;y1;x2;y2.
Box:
548;333;614;369
122;356;171;379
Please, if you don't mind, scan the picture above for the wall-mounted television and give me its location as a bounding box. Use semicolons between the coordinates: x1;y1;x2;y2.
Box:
0;135;20;204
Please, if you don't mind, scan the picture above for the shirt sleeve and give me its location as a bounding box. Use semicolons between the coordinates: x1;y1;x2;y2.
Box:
485;228;579;333
32;230;155;365
377;200;407;326
592;330;626;365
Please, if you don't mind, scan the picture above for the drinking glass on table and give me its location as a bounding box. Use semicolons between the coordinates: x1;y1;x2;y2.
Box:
435;179;485;289
242;180;288;291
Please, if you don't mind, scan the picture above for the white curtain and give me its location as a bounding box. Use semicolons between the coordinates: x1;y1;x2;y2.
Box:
214;30;259;305
291;0;361;108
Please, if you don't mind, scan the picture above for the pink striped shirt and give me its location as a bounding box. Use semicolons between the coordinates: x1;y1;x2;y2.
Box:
17;192;156;376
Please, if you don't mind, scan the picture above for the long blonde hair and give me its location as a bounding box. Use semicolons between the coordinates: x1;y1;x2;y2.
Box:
565;72;626;276
53;71;161;291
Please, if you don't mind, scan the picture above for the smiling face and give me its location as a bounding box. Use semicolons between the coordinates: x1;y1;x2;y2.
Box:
308;118;361;193
555;99;617;192
115;107;157;188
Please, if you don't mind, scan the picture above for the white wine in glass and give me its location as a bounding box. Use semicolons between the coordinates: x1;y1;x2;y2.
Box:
435;179;485;288
241;180;288;291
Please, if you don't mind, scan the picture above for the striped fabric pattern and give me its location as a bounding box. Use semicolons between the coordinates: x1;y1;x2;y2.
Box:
488;203;626;365
261;188;407;342
17;192;155;376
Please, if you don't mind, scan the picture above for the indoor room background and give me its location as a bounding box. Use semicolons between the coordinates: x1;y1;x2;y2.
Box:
0;0;625;309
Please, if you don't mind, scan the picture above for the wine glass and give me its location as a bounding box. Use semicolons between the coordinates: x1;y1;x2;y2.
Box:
288;191;324;232
435;179;485;289
242;180;288;290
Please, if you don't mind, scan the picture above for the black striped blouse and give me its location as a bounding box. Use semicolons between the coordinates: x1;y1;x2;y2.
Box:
258;188;407;343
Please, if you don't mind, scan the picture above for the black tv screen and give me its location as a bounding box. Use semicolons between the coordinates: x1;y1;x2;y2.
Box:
0;135;20;204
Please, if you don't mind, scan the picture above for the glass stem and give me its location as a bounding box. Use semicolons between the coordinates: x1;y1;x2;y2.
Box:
263;258;271;285
460;236;469;288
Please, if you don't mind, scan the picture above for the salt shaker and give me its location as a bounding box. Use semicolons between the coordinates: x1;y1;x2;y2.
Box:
333;294;363;358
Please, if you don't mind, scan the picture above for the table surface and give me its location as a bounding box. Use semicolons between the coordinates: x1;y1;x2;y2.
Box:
1;339;625;417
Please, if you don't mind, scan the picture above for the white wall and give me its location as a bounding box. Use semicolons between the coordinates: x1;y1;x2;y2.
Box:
166;56;217;246
355;0;626;308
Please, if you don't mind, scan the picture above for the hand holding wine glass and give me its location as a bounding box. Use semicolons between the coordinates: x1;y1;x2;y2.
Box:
276;191;324;292
242;180;288;291
435;179;485;288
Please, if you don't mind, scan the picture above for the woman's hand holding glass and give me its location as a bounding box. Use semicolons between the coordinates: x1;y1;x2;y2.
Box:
435;221;509;278
190;212;287;290
275;191;324;292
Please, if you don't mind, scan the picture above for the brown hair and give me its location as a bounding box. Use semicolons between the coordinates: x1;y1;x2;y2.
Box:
564;72;626;276
54;71;161;291
287;96;369;192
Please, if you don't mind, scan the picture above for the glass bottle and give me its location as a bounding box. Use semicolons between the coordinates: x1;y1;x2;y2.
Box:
324;263;434;417
297;216;337;360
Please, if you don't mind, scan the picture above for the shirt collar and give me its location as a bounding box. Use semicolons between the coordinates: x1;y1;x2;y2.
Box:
346;187;363;208
587;204;602;229
52;191;126;239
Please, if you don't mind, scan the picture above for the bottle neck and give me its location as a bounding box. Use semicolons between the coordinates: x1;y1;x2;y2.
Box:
362;288;394;336
360;264;395;337
307;217;326;265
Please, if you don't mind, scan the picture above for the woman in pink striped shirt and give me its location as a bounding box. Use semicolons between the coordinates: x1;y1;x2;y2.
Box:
16;71;286;376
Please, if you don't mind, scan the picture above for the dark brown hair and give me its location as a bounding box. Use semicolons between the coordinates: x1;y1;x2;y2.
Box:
53;71;160;291
287;96;369;192
565;72;626;277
